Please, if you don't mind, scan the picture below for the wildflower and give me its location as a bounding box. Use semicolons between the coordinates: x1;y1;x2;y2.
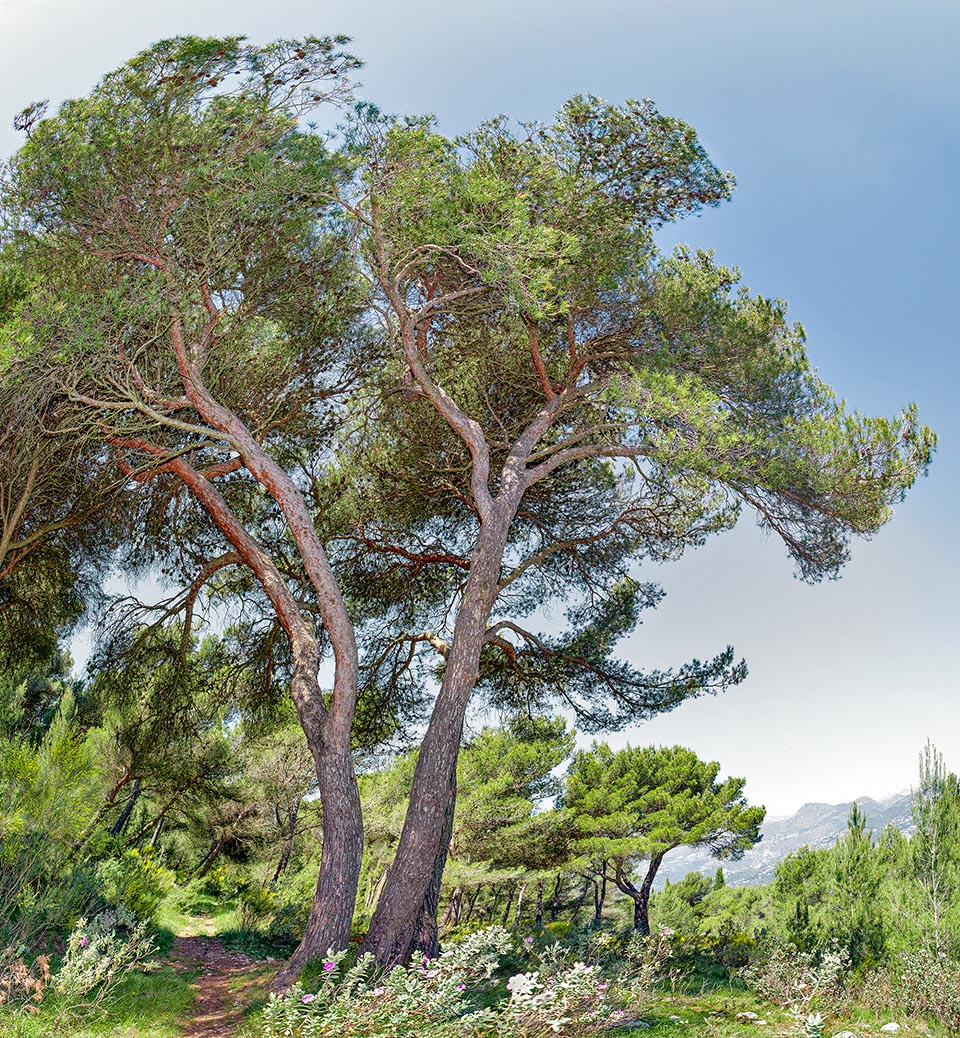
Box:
79;938;88;948
371;986;386;996
301;993;316;1004
457;984;466;991
322;961;336;972
524;936;534;944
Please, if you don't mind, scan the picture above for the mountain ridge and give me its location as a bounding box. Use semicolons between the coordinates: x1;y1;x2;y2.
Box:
657;791;914;887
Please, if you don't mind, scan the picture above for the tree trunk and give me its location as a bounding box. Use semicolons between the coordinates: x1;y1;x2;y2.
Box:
363;519;509;965
463;885;481;925
571;876;591;925
271;798;301;885
110;778;141;837
548;872;564;922
195;836;227;879
611;853;666;936
501;882;517;927
272;666;363;988
535;878;544;927
513;882;527;929
149;815;164;848
593;870;607;927
636;855;665;936
366;865;390;912
441;886;464;930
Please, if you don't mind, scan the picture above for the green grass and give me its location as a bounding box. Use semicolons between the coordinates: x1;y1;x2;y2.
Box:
0;968;195;1038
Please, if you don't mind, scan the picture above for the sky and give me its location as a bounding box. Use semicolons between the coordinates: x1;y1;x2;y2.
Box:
0;0;957;816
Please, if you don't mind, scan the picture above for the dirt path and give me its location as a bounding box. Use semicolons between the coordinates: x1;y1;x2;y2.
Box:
170;936;271;1038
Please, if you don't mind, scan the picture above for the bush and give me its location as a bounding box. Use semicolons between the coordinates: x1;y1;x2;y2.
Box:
739;941;850;1012
94;847;173;921
857;949;960;1030
49;907;157;1020
258;926;670;1037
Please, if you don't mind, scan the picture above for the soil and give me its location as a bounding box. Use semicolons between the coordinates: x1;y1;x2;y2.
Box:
170;936;272;1038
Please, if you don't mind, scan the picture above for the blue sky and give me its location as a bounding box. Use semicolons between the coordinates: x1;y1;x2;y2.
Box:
1;0;956;814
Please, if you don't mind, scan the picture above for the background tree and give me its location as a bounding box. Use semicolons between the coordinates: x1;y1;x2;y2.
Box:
563;743;764;934
829;803;887;967
890;742;960;956
342;97;934;963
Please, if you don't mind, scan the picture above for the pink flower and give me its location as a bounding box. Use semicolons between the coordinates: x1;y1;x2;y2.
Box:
322;961;336;971
524;936;534;944
301;993;316;1004
80;937;88;948
457;984;466;991
422;954;430;965
371;986;386;996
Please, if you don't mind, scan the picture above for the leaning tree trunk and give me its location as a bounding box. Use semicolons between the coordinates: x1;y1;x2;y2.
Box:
110;777;142;836
362;520;509;965
513;882;527;929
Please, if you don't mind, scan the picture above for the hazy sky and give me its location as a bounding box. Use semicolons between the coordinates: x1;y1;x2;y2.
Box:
1;0;957;815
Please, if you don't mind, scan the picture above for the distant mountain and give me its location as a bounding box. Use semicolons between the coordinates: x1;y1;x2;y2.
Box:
656;792;914;888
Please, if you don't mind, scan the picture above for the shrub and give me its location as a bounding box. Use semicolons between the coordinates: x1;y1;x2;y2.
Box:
0;948;50;1014
51;907;157;1018
857;949;960;1030
258;926;670;1037
739;940;850;1012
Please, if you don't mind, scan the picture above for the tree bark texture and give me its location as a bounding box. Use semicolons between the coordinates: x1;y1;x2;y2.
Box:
363;517;511;965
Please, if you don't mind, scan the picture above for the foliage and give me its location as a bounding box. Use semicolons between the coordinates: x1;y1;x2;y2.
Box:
563;743;763;932
257;925;671;1037
0;706;103;947
739;941;851;1012
51;908;157;1019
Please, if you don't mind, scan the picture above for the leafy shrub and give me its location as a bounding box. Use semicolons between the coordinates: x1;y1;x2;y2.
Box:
93;848;172;921
51;907;157;1018
740;940;850;1012
259;926;668;1037
857;949;960;1030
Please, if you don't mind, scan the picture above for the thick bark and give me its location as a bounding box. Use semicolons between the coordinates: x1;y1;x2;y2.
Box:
162;457;363;989
363;517;510;965
273;668;363;988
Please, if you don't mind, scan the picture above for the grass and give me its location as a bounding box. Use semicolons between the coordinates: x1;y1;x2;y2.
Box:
0;968;195;1038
